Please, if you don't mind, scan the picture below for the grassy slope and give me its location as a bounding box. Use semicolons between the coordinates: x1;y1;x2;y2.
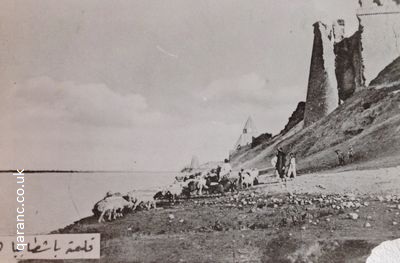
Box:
231;74;400;173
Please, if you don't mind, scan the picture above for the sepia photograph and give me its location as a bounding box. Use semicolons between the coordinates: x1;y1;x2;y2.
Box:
0;0;400;262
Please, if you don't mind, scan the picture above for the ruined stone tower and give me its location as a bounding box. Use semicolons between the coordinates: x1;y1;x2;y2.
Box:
304;22;339;127
303;0;400;127
334;20;364;101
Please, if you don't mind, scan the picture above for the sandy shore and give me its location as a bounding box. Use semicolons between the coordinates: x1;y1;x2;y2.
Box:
25;166;400;263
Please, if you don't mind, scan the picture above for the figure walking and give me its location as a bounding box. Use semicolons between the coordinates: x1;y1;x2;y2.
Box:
286;153;297;179
276;147;287;182
335;150;345;166
271;155;279;179
348;146;354;163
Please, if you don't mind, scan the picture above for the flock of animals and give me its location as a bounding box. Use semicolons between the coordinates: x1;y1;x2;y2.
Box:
92;167;260;223
92;190;156;223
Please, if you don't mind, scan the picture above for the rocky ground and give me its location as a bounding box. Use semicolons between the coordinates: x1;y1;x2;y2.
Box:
23;166;400;263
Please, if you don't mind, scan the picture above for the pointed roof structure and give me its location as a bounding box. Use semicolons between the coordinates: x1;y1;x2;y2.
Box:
233;116;258;150
189;155;200;170
243;116;256;134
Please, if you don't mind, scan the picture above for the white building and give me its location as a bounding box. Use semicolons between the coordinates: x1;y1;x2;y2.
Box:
233;117;258;151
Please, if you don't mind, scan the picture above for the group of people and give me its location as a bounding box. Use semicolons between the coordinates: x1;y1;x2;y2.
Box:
271;147;296;182
270;145;355;182
335;146;354;166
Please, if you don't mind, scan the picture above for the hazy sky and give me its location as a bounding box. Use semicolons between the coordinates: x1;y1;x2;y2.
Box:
0;0;359;171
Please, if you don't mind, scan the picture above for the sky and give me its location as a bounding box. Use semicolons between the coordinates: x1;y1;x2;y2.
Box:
0;0;360;171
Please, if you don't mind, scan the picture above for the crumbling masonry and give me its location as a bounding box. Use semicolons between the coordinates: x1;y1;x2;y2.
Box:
304;0;400;127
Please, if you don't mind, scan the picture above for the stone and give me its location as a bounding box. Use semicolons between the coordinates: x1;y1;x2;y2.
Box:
301;226;307;230
393;222;398;226
248;208;256;213
348;194;356;201
348;213;359;220
365;222;372;228
168;214;175;220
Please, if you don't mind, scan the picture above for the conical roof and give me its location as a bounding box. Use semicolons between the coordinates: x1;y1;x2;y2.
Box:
243;116;256;134
189;155;200;169
233;116;258;150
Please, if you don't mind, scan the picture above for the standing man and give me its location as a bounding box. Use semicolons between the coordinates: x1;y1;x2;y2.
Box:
335;150;345;166
276;147;286;182
271;155;279;179
348;146;354;163
286;153;297;179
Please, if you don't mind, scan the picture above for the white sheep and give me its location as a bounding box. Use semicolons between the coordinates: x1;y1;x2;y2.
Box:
241;173;253;189
240;169;259;189
166;182;184;197
132;194;157;211
94;195;134;223
193;176;208;195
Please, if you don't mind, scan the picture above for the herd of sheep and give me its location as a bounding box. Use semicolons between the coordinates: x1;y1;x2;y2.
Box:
92;190;157;223
92;168;259;223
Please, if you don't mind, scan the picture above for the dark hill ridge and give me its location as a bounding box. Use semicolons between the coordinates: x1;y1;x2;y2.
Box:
280;101;305;135
370;56;400;88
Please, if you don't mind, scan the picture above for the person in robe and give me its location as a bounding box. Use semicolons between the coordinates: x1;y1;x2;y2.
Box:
276;147;287;181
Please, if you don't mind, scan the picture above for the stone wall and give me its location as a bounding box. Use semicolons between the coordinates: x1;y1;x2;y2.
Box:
303;0;400;127
334;29;364;101
357;0;400;85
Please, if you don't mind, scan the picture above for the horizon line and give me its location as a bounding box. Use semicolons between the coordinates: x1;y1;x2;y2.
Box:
0;169;180;174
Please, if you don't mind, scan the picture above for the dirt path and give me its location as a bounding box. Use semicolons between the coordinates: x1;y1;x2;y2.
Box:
258;165;400;196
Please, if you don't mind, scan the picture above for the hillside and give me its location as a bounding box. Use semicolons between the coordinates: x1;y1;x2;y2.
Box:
230;67;400;173
370;56;400;88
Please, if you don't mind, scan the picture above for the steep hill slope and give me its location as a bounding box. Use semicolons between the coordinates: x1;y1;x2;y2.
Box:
370;56;400;88
231;69;400;173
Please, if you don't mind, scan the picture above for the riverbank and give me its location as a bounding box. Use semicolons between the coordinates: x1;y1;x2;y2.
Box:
26;166;400;262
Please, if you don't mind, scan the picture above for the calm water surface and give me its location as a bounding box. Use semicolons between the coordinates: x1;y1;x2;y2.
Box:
0;172;177;235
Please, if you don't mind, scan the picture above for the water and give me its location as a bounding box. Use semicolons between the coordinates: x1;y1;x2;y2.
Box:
0;172;178;235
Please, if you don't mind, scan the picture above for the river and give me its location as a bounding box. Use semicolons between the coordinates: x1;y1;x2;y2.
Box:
0;171;178;235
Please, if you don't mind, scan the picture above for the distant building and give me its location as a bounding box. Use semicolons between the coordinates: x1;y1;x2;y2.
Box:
233;117;258;151
189;155;200;170
180;155;200;173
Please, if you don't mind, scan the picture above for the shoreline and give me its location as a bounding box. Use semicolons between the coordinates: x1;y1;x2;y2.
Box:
31;165;400;262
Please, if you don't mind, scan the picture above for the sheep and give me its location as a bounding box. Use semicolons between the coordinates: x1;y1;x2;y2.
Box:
94;195;134;223
240;169;259;189
132;195;157;211
123;190;137;203
191;175;208;196
166;182;184;198
122;190;157;210
240;173;253;189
